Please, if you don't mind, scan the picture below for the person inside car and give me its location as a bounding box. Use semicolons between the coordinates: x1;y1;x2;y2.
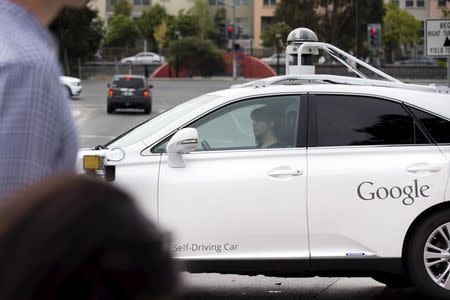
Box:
251;106;287;149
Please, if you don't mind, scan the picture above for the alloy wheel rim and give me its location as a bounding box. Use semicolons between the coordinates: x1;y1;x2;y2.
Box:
424;222;450;290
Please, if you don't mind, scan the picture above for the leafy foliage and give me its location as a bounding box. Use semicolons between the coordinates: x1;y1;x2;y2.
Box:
275;0;320;34
113;0;132;16
383;3;421;62
168;13;200;39
274;0;384;53
50;7;104;74
262;22;291;49
104;15;139;47
168;37;226;76
154;20;169;51
188;0;213;40
137;4;169;51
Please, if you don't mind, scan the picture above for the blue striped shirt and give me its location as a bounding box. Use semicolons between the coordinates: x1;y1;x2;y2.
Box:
0;1;78;199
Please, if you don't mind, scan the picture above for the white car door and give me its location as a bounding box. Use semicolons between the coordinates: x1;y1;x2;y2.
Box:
307;94;449;261
157;95;309;263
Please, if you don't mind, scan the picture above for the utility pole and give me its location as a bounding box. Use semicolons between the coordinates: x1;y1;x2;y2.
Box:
217;0;237;79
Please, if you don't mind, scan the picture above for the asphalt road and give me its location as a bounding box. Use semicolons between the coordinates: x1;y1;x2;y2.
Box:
70;79;248;148
71;78;436;299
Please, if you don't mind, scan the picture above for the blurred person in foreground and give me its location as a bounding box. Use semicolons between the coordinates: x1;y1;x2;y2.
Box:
0;0;87;199
0;174;178;300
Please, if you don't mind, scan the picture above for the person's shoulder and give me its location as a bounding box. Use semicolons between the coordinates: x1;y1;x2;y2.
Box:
0;18;56;73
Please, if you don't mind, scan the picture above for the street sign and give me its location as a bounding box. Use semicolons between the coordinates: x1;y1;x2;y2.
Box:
425;19;450;57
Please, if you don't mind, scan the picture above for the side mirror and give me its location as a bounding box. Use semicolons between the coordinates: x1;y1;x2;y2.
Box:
107;83;110;88
148;84;154;89
166;128;198;168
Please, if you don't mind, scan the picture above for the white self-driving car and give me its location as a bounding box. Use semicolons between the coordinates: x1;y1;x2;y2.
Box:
79;29;450;299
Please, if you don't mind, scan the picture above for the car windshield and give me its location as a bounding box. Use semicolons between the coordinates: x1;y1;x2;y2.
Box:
112;78;145;89
105;94;221;149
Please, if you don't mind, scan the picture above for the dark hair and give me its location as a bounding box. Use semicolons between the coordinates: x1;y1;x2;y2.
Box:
0;174;178;300
250;106;272;122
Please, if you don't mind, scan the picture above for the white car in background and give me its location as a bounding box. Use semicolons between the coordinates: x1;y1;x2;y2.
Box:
120;52;165;65
60;76;82;99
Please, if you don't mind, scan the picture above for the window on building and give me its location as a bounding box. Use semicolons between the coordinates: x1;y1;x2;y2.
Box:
438;0;447;7
242;0;249;5
134;0;141;4
405;0;414;7
390;0;399;5
110;0;117;6
417;0;425;7
263;0;276;6
209;0;216;4
142;0;150;4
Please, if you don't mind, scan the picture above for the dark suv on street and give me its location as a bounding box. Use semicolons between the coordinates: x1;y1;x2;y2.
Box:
107;75;152;114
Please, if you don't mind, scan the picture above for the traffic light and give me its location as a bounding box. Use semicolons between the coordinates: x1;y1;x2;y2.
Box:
219;23;226;40
367;23;382;49
226;24;233;39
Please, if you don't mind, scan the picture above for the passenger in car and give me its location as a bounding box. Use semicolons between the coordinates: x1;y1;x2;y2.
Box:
251;106;288;149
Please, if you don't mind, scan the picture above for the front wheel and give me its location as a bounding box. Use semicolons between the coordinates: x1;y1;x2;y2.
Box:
407;210;450;299
66;86;73;99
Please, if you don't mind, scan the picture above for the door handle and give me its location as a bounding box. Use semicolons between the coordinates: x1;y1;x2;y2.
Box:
267;169;303;177
406;165;441;173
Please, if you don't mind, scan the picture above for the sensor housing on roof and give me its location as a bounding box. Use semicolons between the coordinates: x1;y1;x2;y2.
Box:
286;28;319;75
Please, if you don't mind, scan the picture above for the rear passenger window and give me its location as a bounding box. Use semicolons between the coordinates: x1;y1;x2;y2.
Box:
112;78;145;89
309;95;429;147
410;107;450;144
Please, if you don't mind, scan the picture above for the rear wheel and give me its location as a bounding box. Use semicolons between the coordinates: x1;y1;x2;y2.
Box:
407;210;450;299
144;102;152;114
107;104;114;114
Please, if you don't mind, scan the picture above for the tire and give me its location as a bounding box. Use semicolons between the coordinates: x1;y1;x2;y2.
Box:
407;210;450;299
372;273;412;288
66;86;73;99
144;102;152;114
107;104;114;114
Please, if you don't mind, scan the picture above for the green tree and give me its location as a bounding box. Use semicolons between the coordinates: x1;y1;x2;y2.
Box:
383;3;421;63
189;0;213;40
50;7;104;75
262;22;291;49
212;7;227;48
104;14;139;47
154;20;169;51
169;13;200;39
113;0;132;16
168;37;226;76
137;5;169;51
275;0;320;34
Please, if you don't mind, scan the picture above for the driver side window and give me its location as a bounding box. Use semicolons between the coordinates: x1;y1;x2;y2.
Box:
152;95;301;153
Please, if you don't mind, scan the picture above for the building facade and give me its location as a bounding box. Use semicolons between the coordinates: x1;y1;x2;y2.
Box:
251;0;277;51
